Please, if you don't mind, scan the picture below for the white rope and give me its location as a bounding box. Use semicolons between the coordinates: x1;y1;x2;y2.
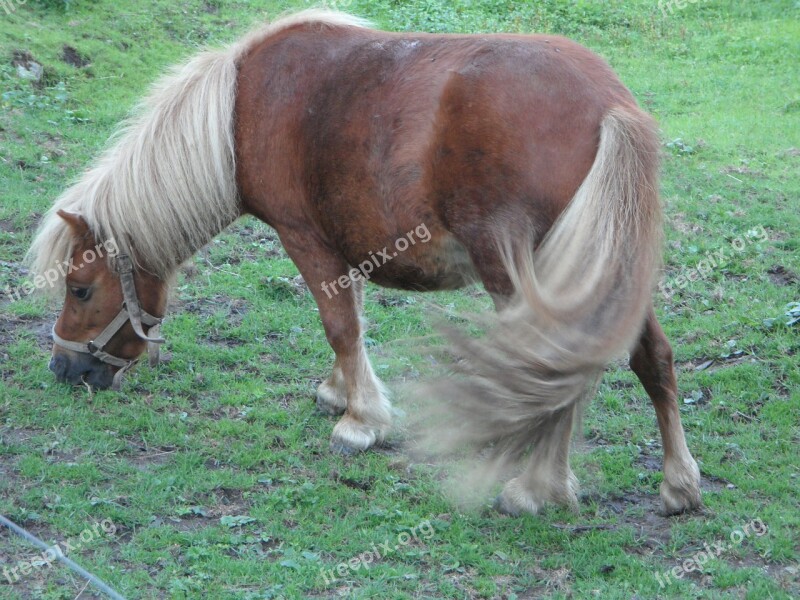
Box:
0;514;127;600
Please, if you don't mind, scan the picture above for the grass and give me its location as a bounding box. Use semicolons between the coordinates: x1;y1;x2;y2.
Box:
1;0;798;598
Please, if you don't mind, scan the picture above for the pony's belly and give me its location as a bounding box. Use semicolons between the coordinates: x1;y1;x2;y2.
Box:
352;231;477;292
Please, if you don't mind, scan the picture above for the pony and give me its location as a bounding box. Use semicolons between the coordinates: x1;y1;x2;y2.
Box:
27;10;702;516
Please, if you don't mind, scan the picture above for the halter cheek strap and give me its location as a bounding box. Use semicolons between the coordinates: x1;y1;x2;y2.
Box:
51;254;165;391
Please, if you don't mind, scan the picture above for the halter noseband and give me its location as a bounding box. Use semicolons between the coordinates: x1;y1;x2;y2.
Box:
51;254;165;391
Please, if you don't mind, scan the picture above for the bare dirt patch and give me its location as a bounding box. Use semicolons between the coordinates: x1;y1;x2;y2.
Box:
123;440;178;471
595;491;676;545
173;294;246;321
768;264;799;287
0;314;54;356
11;50;38;70
667;212;705;237
61;45;90;68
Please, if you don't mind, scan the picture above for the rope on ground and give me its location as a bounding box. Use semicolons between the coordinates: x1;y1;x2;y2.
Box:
0;513;126;600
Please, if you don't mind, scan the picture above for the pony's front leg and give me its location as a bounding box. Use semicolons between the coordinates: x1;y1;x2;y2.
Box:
279;234;392;453
318;278;391;453
315;278;365;417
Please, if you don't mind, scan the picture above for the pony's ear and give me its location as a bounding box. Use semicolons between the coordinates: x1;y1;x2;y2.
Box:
57;210;90;237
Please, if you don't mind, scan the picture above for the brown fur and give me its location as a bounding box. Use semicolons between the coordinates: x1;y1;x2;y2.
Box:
28;11;701;515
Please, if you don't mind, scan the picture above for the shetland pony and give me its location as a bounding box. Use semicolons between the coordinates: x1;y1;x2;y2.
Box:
27;10;702;516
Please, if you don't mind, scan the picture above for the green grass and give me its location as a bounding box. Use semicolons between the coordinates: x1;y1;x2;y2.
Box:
1;0;799;598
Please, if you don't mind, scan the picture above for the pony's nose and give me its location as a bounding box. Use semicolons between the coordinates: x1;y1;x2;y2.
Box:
49;353;114;389
82;366;114;390
49;354;69;380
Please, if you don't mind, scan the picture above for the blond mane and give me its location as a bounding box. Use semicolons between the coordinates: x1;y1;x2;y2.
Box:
26;9;370;294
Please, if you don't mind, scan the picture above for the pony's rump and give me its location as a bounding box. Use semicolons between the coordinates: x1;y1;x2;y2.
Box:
416;106;662;491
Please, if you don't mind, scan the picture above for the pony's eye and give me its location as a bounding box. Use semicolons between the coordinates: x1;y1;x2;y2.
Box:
69;286;91;301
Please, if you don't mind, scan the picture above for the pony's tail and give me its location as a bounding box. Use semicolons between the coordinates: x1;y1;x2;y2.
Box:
418;106;662;490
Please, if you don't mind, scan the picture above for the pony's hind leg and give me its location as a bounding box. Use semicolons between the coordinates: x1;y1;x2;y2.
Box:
463;237;580;515
494;406;579;516
630;307;702;514
279;233;391;453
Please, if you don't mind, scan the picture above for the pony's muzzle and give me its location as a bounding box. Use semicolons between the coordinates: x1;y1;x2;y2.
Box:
49;350;115;390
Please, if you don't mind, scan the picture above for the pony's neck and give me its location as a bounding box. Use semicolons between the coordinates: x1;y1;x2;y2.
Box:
30;10;375;292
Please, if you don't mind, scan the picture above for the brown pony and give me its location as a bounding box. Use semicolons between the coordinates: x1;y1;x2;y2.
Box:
27;10;701;516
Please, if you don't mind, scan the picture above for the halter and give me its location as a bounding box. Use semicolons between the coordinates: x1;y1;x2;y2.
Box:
51;254;165;391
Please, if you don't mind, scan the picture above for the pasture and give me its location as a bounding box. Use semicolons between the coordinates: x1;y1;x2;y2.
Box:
0;0;798;598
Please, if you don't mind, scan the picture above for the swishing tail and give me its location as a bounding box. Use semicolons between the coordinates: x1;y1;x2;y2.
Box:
417;106;663;492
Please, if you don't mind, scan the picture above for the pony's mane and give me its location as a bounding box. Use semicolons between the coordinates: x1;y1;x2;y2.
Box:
26;9;370;295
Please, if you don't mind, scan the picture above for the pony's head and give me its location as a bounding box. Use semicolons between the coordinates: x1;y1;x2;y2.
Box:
24;15;280;389
45;210;168;390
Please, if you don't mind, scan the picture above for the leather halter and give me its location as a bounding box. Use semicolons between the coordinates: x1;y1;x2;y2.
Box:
51;254;165;391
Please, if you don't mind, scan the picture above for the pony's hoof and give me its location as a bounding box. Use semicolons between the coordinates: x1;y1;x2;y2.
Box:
492;479;545;517
661;486;703;516
316;381;346;416
329;417;381;454
493;494;523;517
661;459;702;515
493;476;578;517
